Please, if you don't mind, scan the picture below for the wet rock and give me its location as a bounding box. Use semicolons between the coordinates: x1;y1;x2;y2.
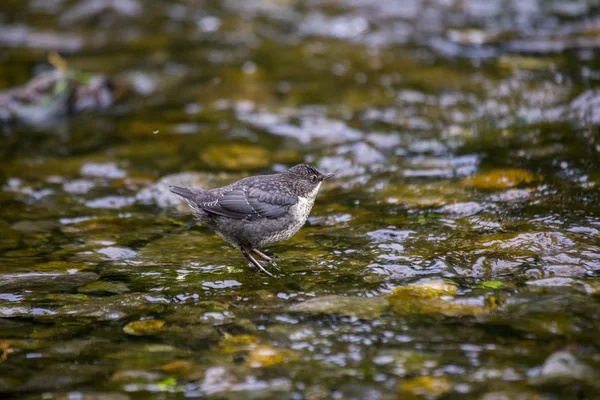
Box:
164;304;235;326
374;350;440;376
32;293;91;306
336;142;386;164
569;89;600;125
160;360;203;378
197;364;291;396
78;281;130;295
488;189;531;202
96;247;137;260
200;143;272;170
317;156;366;178
388;280;487;317
248;345;296;368
163;325;220;347
63;179;95;194
0;220;21;251
531;351;595;384
85;196;136;209
287;295;388;319
19;363;109;391
462;169;539;190
31;261;92;273
334;383;389;400
0;68;119;124
398;376;452;398
498;56;557;71
438;201;484;216
526;278;579;288
80;162;126;179
56;293;166;321
0;305;55;318
219;334;260;353
381;182;469;208
138;231;230;264
110;370;164;385
61;0;141;23
0;272;99;292
0;24;83;52
390;279;458;298
236;105;363;144
11;219;58;234
136;172;240;208
30;323;90;340
479;232;576;258
123;319;166;336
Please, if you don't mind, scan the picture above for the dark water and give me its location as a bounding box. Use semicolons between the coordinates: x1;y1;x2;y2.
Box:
1;0;600;399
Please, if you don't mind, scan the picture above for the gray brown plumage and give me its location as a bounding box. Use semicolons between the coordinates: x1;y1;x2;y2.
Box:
169;164;334;276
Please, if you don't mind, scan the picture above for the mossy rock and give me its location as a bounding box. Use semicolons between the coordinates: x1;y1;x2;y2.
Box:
388;280;487;317
389;279;458;299
462;168;540;190
380;182;470;208
0;272;99;292
32;261;94;273
398;376;452;398
56;294;165;321
123;319;166;336
248;345;296;368
288;295;388;319
200;143;272;170
219;334;260;353
159;360;203;379
79;281;130;295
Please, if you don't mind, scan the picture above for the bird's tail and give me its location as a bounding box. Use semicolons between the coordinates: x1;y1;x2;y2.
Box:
169;185;196;200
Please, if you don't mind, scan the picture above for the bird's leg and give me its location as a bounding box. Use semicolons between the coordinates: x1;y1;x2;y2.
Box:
252;249;279;267
242;251;274;277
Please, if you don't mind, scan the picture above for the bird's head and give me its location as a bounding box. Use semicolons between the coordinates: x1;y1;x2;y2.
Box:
283;164;334;197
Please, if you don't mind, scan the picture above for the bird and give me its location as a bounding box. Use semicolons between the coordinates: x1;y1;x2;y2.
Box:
169;164;334;276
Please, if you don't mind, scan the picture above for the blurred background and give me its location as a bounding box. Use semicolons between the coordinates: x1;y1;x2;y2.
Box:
0;0;600;399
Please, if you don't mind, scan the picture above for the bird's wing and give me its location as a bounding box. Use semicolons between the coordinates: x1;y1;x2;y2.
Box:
196;187;297;220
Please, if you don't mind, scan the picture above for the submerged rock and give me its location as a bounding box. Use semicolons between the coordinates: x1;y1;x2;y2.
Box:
287;295;388;319
123;319;166;336
389;279;458;298
388;280;487;317
531;350;595;385
78;281;130;295
19;363;109;391
247;345;296;368
462;169;540;190
200;143;272;170
163;325;220;347
0;272;99;292
398;376;453;398
56;293;165;321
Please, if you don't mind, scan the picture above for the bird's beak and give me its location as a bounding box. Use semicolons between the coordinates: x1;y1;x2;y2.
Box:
322;173;335;181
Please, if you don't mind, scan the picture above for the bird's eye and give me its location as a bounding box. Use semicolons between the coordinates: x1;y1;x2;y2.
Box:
311;175;318;183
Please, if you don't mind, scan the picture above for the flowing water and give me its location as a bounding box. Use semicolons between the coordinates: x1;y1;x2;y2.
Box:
1;0;600;399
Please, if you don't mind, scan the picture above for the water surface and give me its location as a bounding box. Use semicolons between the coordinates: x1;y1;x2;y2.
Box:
1;0;600;398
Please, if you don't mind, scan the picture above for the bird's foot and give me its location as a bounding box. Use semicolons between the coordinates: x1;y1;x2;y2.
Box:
252;249;279;268
243;251;275;277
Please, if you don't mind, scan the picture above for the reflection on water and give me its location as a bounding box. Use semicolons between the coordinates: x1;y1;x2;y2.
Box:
0;0;599;398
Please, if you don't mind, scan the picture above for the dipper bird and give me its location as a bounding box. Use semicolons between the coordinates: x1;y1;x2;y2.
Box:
169;164;334;276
